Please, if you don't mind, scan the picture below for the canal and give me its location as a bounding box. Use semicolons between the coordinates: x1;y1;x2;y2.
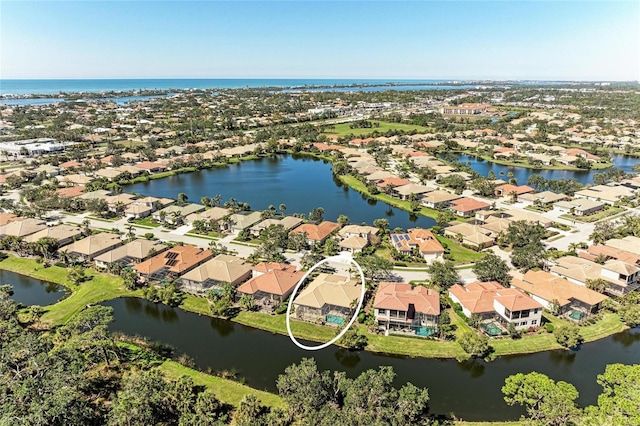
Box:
102;297;640;422
0;269;66;306
454;153;640;185
126;154;435;230
2;269;639;422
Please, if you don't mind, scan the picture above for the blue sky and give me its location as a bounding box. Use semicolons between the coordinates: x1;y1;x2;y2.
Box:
1;1;638;80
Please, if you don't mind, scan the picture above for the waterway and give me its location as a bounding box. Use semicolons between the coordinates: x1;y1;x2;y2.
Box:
126;154;435;230
0;269;66;306
103;297;640;422
455;153;639;185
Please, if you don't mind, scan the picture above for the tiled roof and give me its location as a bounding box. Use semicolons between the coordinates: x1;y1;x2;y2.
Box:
374;283;440;315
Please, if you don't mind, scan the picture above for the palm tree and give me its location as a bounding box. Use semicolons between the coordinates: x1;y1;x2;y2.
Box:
177;192;188;204
82;219;91;236
201;196;211;207
126;225;136;241
279;204;286;216
211;194;222;207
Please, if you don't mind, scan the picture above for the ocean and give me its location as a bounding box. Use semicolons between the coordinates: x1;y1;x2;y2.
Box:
0;78;470;96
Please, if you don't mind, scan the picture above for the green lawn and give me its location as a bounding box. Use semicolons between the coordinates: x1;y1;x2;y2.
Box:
560;207;624;223
133;217;161;227
0;254;137;325
435;235;485;264
324;121;430;137
158;360;284;408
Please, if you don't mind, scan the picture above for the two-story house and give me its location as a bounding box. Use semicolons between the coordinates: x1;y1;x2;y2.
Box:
373;282;440;336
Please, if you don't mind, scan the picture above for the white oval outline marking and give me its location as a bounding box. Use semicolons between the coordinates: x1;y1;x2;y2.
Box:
286;254;366;351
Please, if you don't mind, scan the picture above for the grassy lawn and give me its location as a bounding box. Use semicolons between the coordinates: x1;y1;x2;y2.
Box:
324;121;430;137
435;235;485;264
133;217;161;227
158;360;284;408
0;254;137;325
560;207;624;223
463;152;613;172
491;333;562;356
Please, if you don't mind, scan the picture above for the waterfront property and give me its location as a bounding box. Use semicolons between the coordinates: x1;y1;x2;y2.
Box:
60;232;123;262
289;221;341;245
179;254;252;293
249;216;303;237
549;255;640;296
0;218;47;238
23;224;83;247
511;270;607;320
94;238;167;269
236;262;304;308
449;281;543;331
292;273;361;324
134;245;213;282
373;282;440;336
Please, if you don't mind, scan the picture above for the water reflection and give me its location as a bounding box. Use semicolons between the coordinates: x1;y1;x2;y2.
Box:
211;317;235;337
335;348;362;369
611;327;640;347
548;349;577;365
457;359;486;379
124;297;143;313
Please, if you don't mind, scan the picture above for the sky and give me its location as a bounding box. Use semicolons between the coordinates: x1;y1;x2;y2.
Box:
1;1;638;81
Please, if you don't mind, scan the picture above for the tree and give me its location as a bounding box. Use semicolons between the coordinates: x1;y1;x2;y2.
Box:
309;207;325;222
457;331;491;358
177;192;188;204
590;221;616;245
353;253;393;281
68;265;86;285
554;323;583;349
585;278;608;293
470;177;496;197
583;364;640;425
120;267;138;290
436;210;456;227
426;260;460;289
239;293;256;311
337;214;350;225
504;221;546;271
373;218;389;233
337;326;368;350
472;253;511;286
502;372;581;426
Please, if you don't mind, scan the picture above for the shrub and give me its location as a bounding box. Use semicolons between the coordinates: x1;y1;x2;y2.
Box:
545;323;554;333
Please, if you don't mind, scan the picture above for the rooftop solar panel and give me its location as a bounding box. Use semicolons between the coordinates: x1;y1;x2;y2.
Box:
166;259;178;267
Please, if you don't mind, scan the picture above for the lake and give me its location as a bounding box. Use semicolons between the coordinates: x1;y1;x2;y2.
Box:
103;297;640;422
0;269;66;306
455;153;640;185
126;154;435;230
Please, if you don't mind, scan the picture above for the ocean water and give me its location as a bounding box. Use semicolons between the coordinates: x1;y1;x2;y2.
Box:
0;78;464;96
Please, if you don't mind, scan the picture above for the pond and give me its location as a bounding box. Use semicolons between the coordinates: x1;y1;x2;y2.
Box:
126;154;435;230
104;297;640;422
454;153;640;185
0;269;66;306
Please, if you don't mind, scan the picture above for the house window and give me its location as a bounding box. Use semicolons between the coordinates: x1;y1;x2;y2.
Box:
532;320;537;325
378;309;387;315
521;310;530;318
534;309;540;314
390;310;398;317
521;321;527;326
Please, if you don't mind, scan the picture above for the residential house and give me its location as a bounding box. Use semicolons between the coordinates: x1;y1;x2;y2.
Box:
0;213;19;226
550;256;640;296
605;236;640;257
449;197;490;217
519;191;569;206
373;282;440;335
289;221;341;245
574;184;635;205
94;239;167;269
228;211;263;234
494;184;535;198
511;270;607;319
389;228;445;262
443;223;495;249
134;245;213;282
449;281;543;331
185;207;230;226
554;199;605;216
292;273;361;324
392;183;434;201
0;218;47;238
61;232;123;262
153;204;206;224
179;254;251;293
583;244;640;266
24;224;82;247
421;190;461;209
249;216;303;237
236;263;304;306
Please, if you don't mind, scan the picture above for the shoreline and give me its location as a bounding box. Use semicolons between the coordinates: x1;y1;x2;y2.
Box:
1;255;628;361
456;151;613;171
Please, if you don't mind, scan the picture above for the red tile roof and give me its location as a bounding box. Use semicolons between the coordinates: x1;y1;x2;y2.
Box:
450;197;490;213
374;283;440;316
